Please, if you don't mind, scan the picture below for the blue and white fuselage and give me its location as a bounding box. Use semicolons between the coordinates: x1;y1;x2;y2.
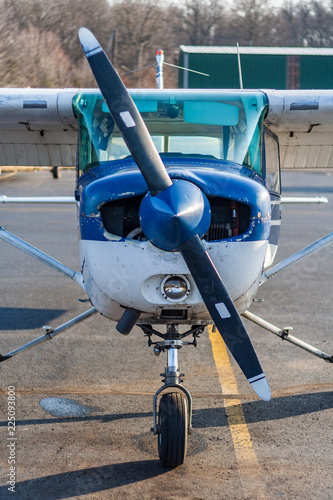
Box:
74;89;280;324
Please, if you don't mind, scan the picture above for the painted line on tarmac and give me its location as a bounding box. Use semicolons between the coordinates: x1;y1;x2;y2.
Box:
209;326;268;500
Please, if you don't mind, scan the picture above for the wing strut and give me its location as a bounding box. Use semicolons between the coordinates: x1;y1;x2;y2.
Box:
0;227;84;290
0;308;97;362
243;311;333;362
261;231;333;284
0;196;76;204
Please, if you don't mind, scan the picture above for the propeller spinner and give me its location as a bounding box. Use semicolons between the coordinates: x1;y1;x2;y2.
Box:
78;27;271;401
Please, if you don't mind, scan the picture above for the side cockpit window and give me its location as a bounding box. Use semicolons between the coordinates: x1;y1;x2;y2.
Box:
264;127;281;193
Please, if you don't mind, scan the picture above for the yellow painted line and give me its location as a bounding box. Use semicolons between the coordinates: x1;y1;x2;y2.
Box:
209;326;268;499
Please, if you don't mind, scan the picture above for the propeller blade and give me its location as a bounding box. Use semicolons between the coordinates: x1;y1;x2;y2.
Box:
179;235;271;401
78;27;172;197
79;28;270;401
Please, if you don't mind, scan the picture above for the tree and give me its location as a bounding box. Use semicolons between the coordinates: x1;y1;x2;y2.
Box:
275;1;333;47
0;0;98;87
226;0;276;46
174;0;224;46
303;1;333;46
0;0;333;88
109;0;167;86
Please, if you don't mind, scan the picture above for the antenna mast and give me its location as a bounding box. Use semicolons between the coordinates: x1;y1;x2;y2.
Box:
237;43;244;89
156;49;164;89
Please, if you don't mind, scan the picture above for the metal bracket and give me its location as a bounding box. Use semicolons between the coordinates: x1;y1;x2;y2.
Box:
242;310;333;363
139;323;204;347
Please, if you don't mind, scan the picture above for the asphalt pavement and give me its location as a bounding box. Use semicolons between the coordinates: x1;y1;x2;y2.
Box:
0;169;332;499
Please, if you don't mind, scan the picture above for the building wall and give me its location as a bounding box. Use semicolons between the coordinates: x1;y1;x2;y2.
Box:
179;51;333;90
300;56;333;89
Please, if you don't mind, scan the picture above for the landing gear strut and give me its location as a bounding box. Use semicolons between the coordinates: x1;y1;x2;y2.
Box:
140;323;204;467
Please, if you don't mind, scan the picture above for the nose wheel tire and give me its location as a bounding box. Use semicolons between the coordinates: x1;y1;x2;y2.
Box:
158;392;188;467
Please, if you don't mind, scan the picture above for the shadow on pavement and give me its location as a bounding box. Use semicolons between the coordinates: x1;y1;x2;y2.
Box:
0;307;66;330
0;460;166;500
194;391;333;427
0;392;331;429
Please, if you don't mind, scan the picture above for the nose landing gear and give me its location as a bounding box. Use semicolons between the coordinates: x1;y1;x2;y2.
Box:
140;323;204;467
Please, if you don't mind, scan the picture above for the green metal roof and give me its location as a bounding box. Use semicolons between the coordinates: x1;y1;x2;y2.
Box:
180;46;333;56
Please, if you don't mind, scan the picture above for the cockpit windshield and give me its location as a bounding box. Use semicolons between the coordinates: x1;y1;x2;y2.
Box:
73;90;268;176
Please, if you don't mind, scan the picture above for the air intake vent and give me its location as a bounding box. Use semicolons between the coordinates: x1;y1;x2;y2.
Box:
204;197;250;241
100;196;147;240
207;222;232;240
160;309;188;320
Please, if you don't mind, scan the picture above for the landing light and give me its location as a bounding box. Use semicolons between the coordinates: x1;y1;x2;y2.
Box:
161;275;190;301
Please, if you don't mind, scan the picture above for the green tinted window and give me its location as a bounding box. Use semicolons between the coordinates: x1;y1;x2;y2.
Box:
73;90;267;176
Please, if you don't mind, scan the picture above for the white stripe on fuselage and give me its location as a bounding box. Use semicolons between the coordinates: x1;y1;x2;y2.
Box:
79;239;268;320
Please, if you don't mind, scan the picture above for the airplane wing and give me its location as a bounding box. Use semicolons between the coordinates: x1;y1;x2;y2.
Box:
0;88;78;167
1;88;333;170
264;89;333;169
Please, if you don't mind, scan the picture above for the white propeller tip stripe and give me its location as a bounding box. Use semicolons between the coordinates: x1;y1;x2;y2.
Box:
78;27;102;57
248;374;271;401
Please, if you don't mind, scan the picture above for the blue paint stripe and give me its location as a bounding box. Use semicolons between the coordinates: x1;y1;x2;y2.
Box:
80;216;107;241
79;159;272;243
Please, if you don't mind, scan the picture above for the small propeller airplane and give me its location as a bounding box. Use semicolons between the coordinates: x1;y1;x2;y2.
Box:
1;28;333;467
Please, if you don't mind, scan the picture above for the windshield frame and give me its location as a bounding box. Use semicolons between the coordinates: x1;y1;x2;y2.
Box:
73;89;268;177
